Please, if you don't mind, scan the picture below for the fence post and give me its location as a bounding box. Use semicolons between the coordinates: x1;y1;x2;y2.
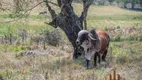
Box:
111;70;115;80
104;69;120;80
116;74;120;80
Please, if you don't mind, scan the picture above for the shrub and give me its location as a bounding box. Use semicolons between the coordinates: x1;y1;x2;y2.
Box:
104;26;108;31
113;34;121;41
46;29;62;46
31;34;44;45
138;34;142;41
116;26;120;29
40;28;50;35
11;46;27;52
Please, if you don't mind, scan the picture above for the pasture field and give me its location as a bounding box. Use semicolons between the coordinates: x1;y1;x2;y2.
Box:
0;42;142;80
0;3;142;80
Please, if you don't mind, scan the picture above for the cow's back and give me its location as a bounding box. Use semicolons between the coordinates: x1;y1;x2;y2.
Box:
96;30;110;53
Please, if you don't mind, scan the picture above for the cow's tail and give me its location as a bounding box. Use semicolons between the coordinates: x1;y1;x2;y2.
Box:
107;35;110;48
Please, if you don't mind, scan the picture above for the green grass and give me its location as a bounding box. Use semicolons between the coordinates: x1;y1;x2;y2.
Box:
0;14;50;19
87;14;142;20
0;23;53;34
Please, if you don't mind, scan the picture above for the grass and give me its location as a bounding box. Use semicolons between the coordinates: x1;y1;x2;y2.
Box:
0;3;142;80
0;42;142;80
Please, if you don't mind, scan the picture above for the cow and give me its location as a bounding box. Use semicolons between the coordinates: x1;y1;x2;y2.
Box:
76;28;110;69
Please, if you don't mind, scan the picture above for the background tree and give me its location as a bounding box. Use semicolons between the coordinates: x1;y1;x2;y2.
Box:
131;0;135;9
122;0;130;8
98;0;105;5
108;0;115;5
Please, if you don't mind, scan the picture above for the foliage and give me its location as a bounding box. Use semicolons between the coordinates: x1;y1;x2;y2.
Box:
46;29;62;46
137;34;142;41
108;0;115;4
40;28;50;36
112;34;121;41
104;26;108;31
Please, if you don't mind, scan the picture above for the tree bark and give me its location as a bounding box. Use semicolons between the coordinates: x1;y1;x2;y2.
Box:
45;0;94;59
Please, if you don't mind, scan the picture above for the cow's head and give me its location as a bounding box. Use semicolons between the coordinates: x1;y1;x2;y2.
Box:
76;30;97;46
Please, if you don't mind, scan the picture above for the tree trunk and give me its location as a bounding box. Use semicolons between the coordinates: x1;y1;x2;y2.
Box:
49;6;83;58
124;3;127;8
44;0;94;59
131;0;135;9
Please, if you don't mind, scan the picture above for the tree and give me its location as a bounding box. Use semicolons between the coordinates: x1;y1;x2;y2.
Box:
131;0;135;9
114;0;142;9
140;0;142;7
44;0;94;58
119;0;130;8
108;0;114;5
98;0;105;5
115;0;121;6
135;0;142;8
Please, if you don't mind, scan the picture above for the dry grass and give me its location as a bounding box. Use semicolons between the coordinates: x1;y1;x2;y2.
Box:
0;42;142;80
88;6;142;16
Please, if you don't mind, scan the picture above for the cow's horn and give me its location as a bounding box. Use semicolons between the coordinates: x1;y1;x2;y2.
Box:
88;34;97;40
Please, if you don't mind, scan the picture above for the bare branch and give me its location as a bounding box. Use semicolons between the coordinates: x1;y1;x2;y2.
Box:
0;1;13;11
48;1;58;6
25;1;44;13
57;0;62;7
44;0;57;19
80;0;94;30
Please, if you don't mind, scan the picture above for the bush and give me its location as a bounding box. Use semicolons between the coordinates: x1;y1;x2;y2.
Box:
138;34;142;41
116;26;120;29
113;34;121;41
104;26;108;31
11;46;27;52
46;29;62;46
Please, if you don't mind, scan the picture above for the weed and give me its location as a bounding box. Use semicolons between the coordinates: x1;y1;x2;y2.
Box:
112;34;121;41
104;26;108;31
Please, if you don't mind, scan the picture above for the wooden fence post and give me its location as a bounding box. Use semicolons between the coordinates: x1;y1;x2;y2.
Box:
105;70;120;80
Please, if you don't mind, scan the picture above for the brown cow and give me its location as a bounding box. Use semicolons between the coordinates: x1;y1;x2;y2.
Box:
76;28;110;69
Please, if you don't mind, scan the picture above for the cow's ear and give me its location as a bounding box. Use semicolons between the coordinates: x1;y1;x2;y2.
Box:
88;33;97;41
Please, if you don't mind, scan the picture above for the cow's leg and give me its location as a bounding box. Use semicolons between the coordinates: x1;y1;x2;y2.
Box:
102;50;107;61
94;53;97;67
98;52;101;64
86;59;90;69
94;52;101;67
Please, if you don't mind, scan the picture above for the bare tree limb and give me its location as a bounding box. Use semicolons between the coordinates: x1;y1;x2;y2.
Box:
44;0;57;19
25;1;44;13
80;0;94;30
57;0;62;7
0;1;13;11
48;1;58;6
